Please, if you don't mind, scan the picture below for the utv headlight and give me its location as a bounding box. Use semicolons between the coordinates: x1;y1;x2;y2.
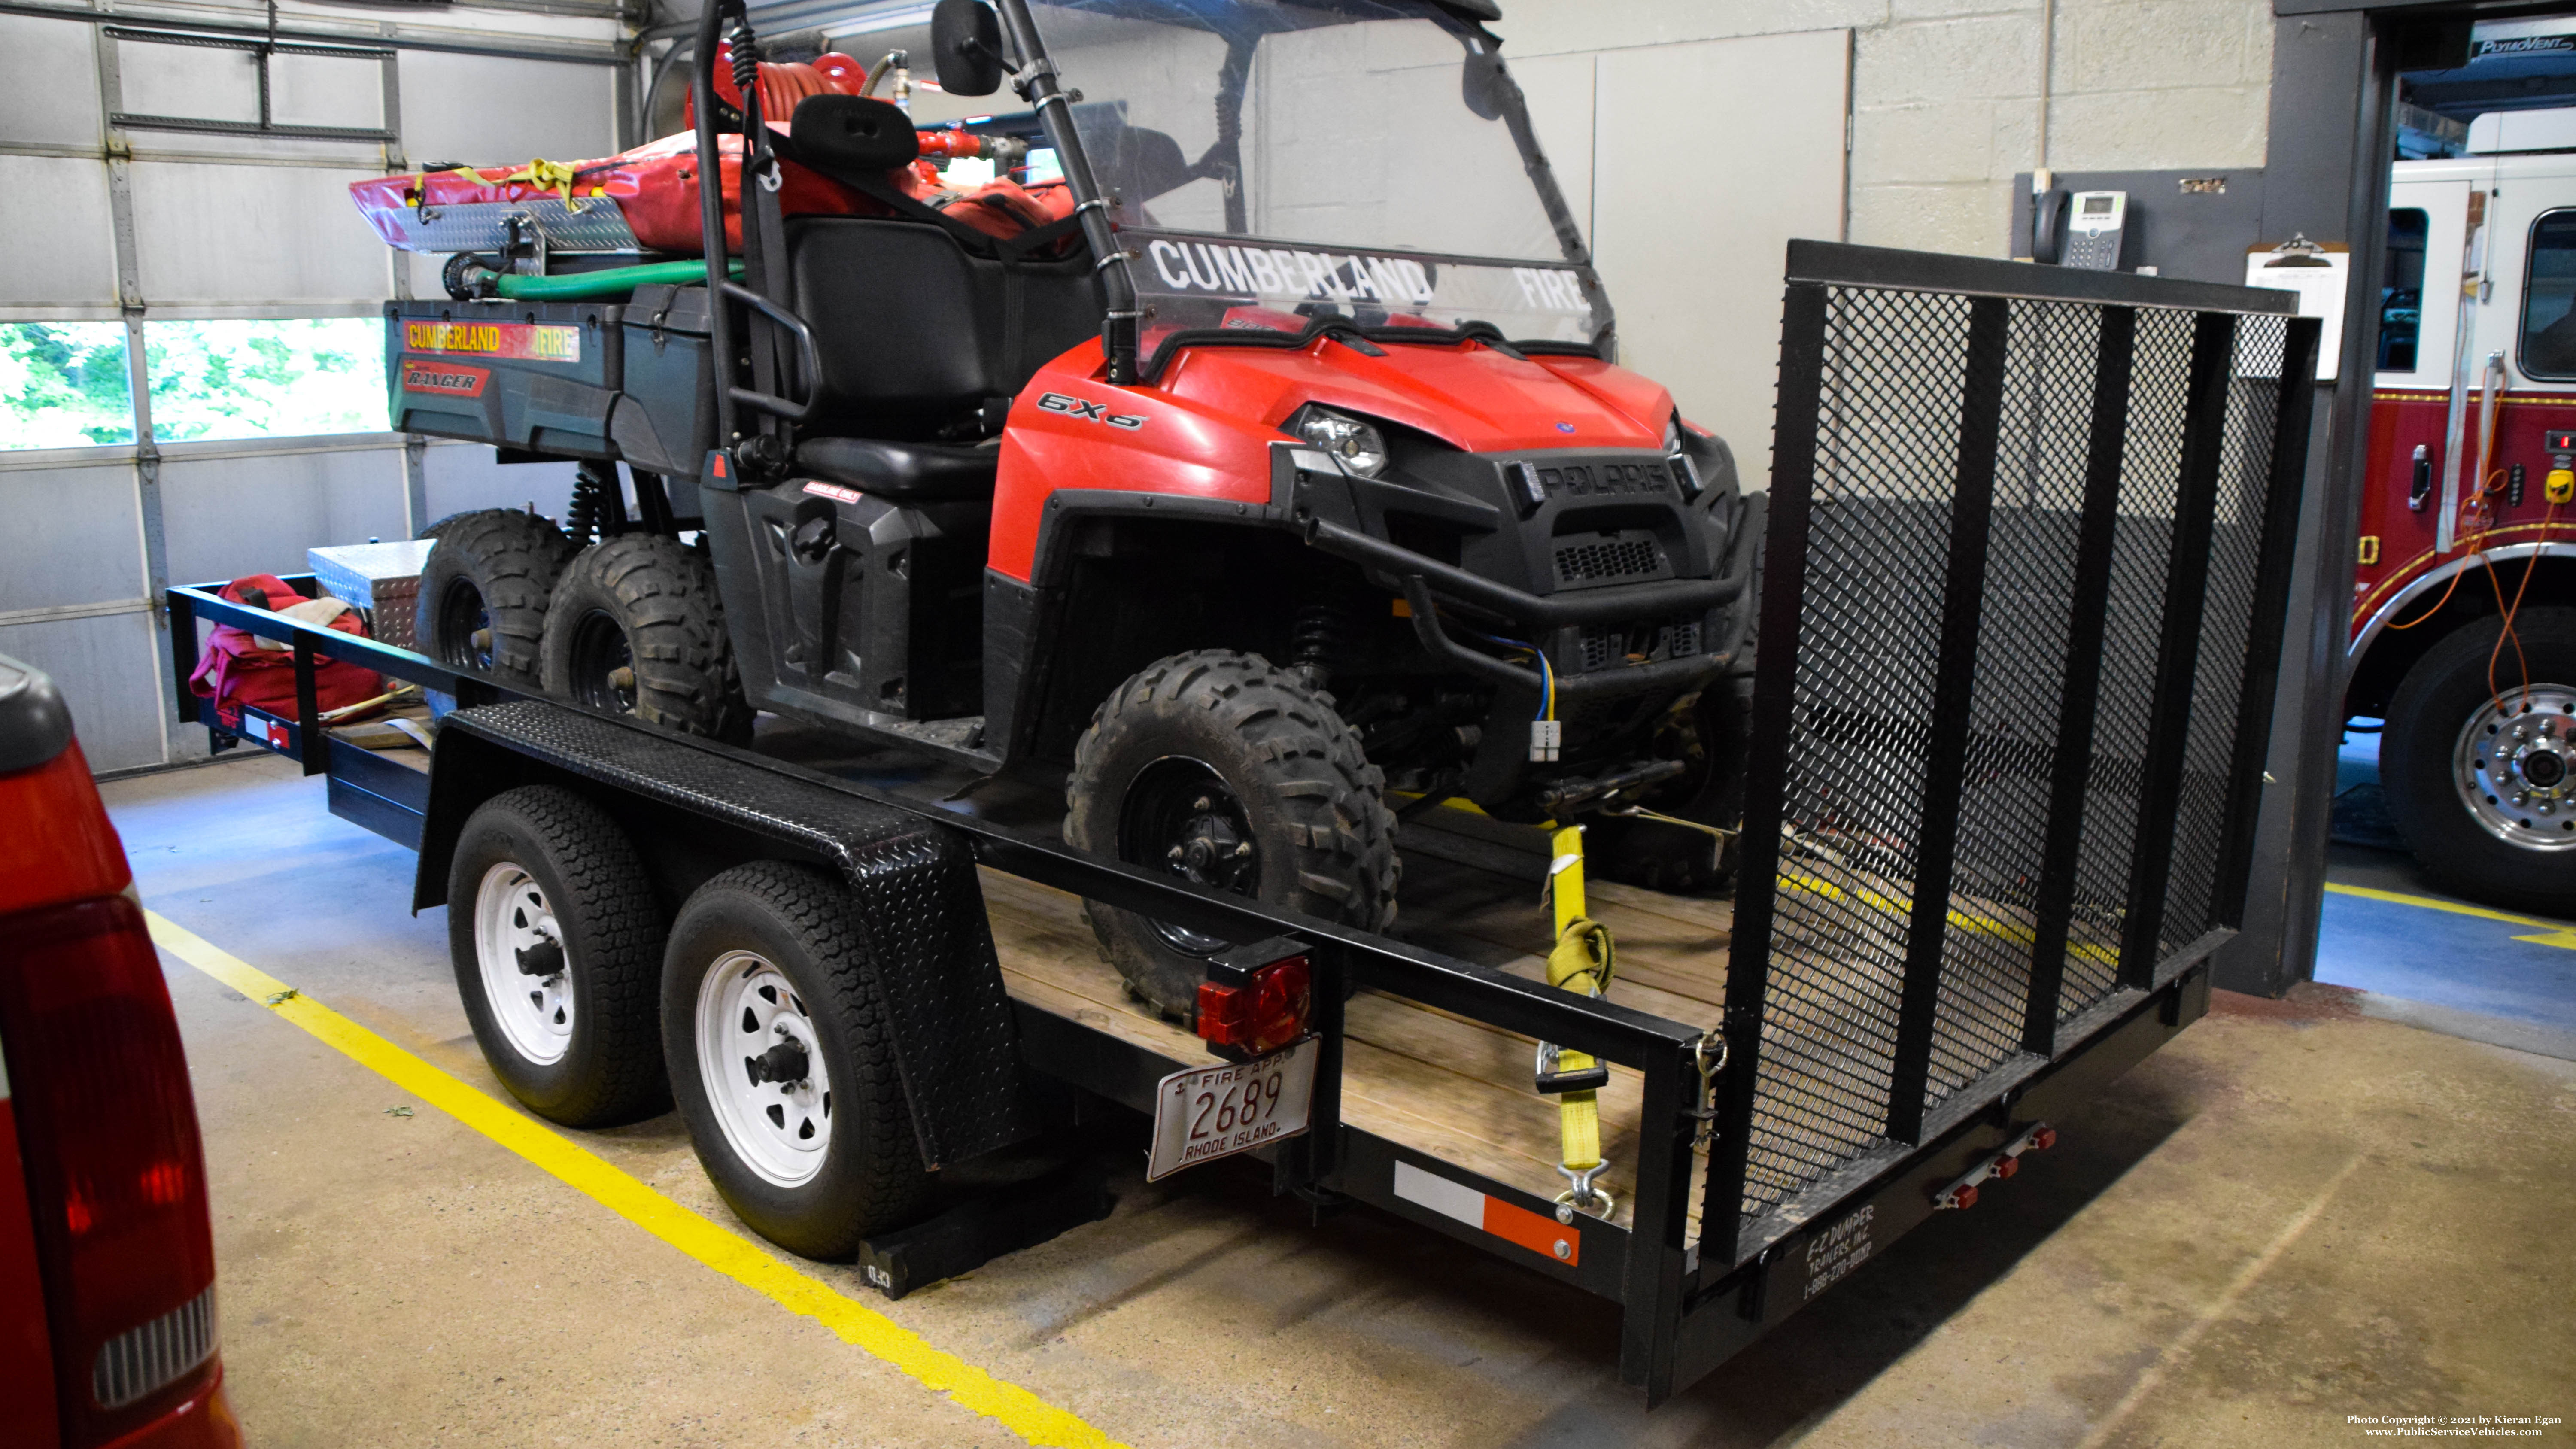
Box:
1294;406;1389;479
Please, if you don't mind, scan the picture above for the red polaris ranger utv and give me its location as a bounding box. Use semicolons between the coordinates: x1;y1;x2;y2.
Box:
365;0;1757;1019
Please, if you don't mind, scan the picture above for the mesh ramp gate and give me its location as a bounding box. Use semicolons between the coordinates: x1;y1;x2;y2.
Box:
1705;243;2321;1264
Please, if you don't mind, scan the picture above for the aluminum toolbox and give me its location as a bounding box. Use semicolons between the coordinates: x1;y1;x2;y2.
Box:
386;298;626;459
308;540;435;651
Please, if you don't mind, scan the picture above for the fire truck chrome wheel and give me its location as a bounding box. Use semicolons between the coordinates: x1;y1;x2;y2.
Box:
2454;685;2576;851
1118;756;1260;956
473;862;574;1065
695;949;834;1188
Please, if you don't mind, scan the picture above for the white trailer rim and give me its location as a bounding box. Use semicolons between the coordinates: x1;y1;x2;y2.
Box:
473;861;574;1065
696;950;834;1187
2454;683;2576;852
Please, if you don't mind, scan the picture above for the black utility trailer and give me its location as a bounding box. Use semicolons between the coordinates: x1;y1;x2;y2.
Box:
166;245;2316;1404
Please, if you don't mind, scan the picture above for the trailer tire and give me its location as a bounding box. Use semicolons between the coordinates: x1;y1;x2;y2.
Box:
415;509;576;688
2382;607;2576;911
663;862;934;1258
447;784;671;1127
540;535;750;741
1065;650;1398;1023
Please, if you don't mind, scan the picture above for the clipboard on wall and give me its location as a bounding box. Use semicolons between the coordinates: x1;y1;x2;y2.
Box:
2240;239;2349;381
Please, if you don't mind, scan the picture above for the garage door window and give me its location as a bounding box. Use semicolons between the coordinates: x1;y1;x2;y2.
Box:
2520;208;2576;380
142;318;387;442
1;322;136;450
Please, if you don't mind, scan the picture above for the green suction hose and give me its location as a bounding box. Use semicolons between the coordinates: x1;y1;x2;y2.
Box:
492;259;741;302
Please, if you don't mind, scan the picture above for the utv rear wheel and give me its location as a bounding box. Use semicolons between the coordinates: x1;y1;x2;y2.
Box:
540;535;749;741
447;784;670;1127
415;509;575;687
2382;607;2576;911
1065;650;1398;1022
662;862;935;1258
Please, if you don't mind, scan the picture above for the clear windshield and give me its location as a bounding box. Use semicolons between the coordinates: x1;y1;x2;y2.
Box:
1027;0;1566;261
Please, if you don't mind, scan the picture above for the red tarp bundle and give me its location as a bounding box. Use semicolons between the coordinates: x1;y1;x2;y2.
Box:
348;51;1072;257
348;132;1073;255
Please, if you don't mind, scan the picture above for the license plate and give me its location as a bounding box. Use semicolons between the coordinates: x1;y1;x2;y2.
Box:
1145;1038;1319;1182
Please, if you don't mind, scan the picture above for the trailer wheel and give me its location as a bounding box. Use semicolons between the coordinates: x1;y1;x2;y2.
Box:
2382;607;2576;911
540;535;750;741
415;509;576;688
1065;650;1398;1022
447;784;670;1127
663;862;933;1257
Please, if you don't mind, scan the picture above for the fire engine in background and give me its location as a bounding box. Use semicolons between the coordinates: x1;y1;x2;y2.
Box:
2351;108;2576;912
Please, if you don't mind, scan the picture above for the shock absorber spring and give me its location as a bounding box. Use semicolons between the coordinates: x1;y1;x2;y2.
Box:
565;461;614;545
1291;600;1358;693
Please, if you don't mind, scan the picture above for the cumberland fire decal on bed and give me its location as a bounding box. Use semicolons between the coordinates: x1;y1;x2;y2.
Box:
401;320;583;363
1127;230;1603;348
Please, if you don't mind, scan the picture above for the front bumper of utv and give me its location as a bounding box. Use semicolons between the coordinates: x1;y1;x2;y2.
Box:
1300;513;1759;705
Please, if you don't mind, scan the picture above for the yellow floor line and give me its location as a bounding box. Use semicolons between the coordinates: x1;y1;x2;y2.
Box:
143;910;1128;1449
2322;882;2576;950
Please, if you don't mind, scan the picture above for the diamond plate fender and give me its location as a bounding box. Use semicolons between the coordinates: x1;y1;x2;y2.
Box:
414;700;1033;1166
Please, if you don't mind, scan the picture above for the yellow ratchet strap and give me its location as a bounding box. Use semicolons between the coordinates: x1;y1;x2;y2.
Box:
497;158;583;205
1544;823;1616;1214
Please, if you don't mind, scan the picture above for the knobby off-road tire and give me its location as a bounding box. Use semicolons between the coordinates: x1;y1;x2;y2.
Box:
415;509;576;688
446;784;671;1127
662;862;935;1258
2382;606;2576;912
1064;650;1399;1023
540;534;750;741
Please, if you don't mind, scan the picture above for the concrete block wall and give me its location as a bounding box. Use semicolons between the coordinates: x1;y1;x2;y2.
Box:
1496;0;2273;258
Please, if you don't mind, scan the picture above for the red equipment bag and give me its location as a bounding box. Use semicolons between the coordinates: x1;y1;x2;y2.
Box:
188;575;383;730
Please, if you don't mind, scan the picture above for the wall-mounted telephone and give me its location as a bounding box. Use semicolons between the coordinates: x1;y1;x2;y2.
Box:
2062;191;2128;270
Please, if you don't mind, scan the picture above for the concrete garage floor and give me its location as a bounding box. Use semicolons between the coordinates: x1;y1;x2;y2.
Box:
106;753;2576;1448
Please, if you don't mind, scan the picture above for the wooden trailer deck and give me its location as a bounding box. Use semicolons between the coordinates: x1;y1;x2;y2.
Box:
982;827;1732;1235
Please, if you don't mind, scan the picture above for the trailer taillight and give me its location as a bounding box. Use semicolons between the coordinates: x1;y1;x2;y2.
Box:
1932;1121;2056;1211
0;896;222;1445
1197;940;1312;1060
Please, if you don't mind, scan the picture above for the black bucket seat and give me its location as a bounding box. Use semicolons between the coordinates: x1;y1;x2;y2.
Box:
777;95;1101;503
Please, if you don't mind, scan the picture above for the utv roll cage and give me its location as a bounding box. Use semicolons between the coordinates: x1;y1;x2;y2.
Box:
685;0;1613;432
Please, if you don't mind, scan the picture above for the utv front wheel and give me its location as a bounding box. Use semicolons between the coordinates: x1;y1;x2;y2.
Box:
1065;650;1398;1021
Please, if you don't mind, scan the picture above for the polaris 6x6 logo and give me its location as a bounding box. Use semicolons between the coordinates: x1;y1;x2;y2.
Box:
1038;392;1144;430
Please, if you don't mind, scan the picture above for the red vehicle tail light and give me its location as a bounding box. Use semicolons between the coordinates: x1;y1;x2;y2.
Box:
0;737;130;920
0;895;222;1446
1196;939;1312;1060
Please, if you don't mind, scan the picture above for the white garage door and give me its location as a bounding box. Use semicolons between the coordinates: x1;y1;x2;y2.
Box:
0;10;625;772
1512;30;1853;491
